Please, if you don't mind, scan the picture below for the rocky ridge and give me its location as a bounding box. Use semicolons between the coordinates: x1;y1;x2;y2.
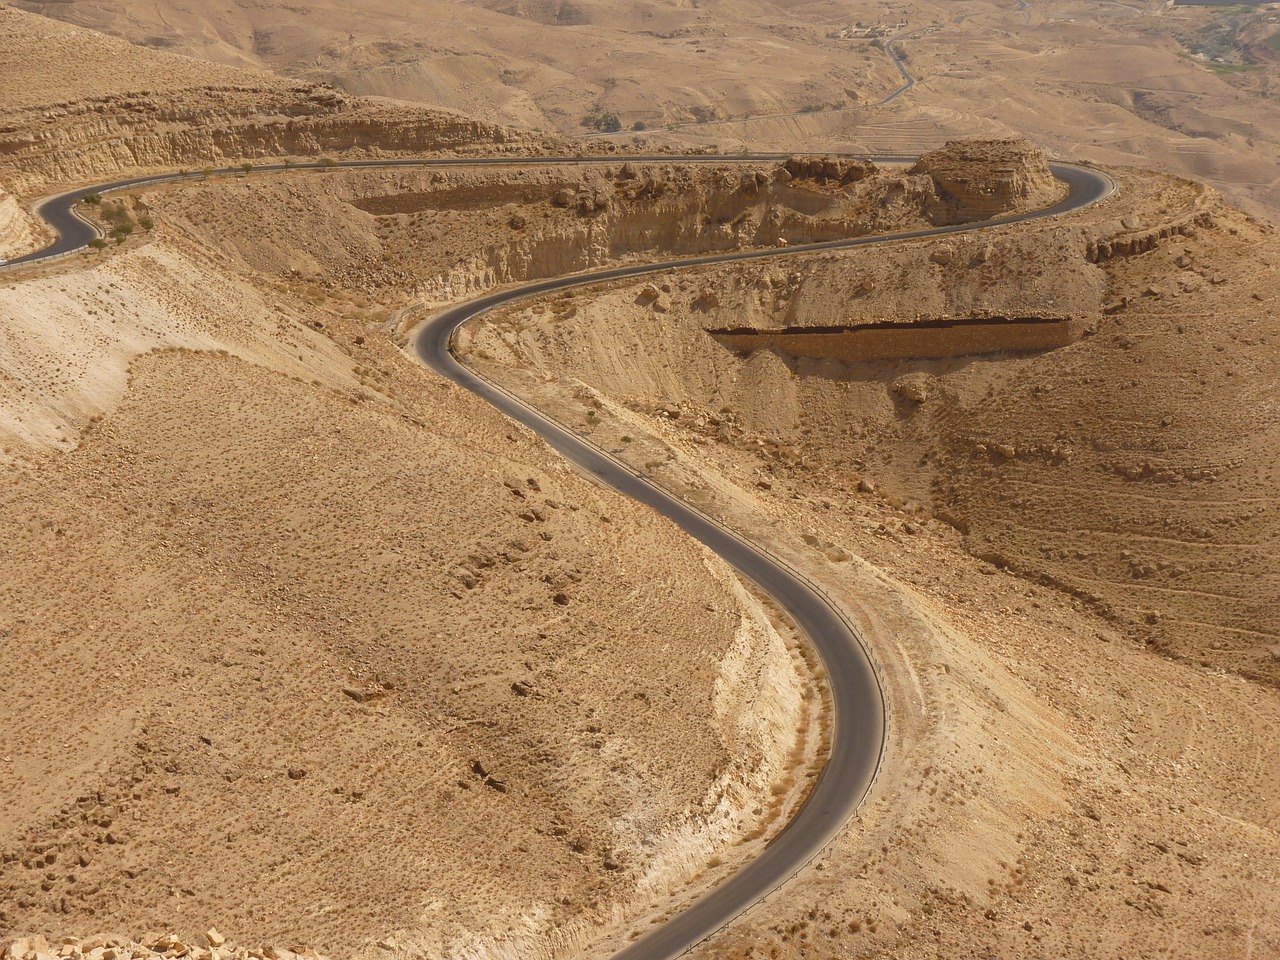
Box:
0;7;556;193
461;160;1280;959
910;138;1064;224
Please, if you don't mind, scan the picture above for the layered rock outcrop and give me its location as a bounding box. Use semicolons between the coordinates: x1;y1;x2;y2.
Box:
0;6;553;192
780;156;876;186
0;91;547;192
911;137;1064;223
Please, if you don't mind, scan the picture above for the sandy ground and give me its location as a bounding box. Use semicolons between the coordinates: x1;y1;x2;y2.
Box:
466;162;1280;957
0;4;1277;955
0;197;823;957
13;0;1280;220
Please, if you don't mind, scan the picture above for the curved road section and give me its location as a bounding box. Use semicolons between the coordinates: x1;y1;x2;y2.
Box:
878;27;928;105
414;161;1111;960
12;156;1114;960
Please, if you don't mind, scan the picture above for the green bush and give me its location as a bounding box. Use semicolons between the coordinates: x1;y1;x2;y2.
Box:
99;199;136;242
581;110;622;132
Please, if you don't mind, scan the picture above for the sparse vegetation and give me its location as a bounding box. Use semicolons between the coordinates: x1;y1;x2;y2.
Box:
581;109;622;132
98;199;136;243
1207;61;1259;74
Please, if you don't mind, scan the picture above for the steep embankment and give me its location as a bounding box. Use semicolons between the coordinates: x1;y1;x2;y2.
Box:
134;156;951;311
0;186;47;259
472;145;1278;686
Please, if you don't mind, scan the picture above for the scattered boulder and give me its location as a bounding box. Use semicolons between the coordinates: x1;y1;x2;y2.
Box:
892;375;930;404
692;289;719;310
783;156;876;185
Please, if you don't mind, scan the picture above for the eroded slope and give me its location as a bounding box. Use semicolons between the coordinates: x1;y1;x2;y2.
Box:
464;155;1280;958
0;161;839;957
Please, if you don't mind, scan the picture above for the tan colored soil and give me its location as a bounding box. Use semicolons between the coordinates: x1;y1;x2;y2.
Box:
14;0;1280;220
468;160;1280;958
0;174;823;958
1;4;1278;956
0;6;555;195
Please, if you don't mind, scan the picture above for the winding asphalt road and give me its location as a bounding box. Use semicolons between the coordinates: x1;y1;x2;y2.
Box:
878;27;929;105
9;155;1114;960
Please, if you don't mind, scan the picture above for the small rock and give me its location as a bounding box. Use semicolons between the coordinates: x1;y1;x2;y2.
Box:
892;376;929;404
204;931;225;950
287;768;307;781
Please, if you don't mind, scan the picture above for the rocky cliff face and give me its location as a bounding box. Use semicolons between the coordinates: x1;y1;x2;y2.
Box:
0;91;551;192
0;6;555;193
910;137;1064;224
141;159;943;312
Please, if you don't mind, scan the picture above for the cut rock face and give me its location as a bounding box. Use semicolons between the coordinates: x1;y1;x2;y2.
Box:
911;137;1063;223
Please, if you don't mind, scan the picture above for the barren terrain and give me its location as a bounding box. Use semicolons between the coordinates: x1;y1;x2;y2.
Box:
2;3;1279;960
13;0;1280;219
0;187;827;957
468;152;1280;958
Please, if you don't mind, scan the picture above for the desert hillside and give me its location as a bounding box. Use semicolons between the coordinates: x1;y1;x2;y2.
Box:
13;0;1280;219
475;157;1280;685
468;142;1280;958
0;4;1277;960
0;166;836;960
0;6;555;194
